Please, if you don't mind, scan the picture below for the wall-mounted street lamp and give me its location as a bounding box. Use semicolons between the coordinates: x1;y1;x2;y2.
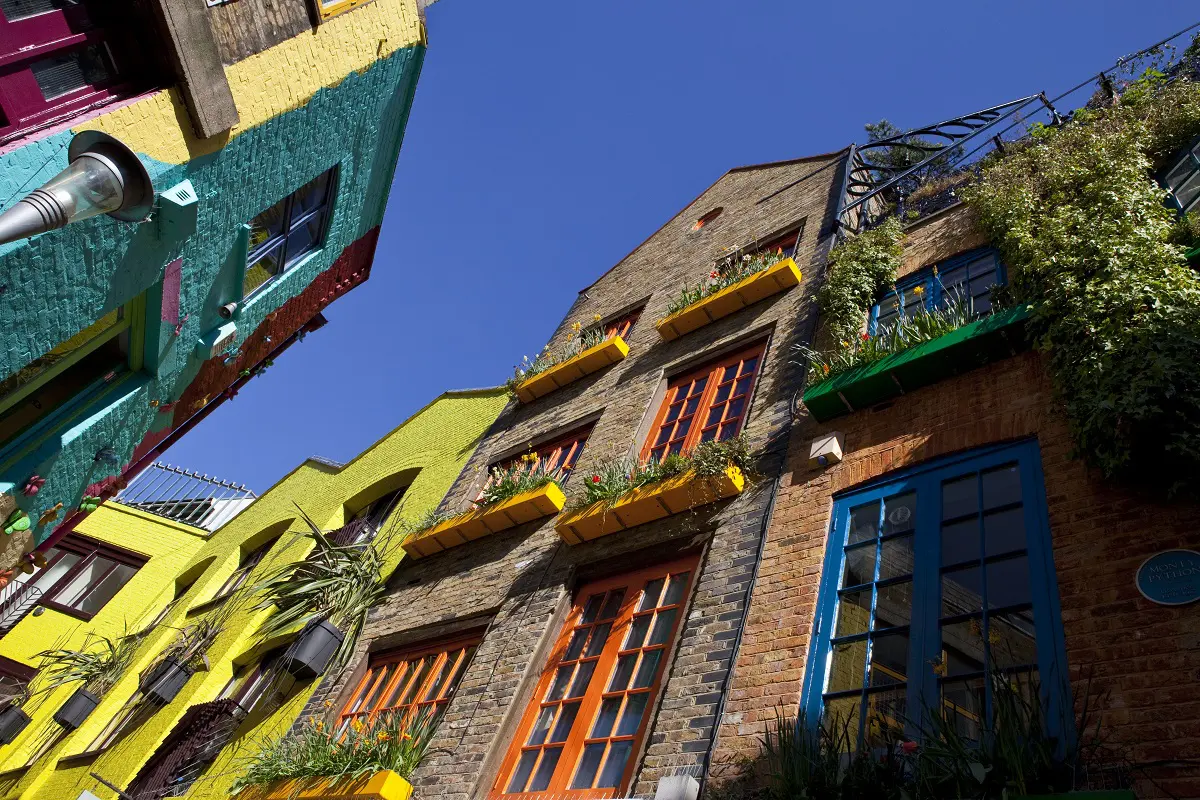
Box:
0;131;154;246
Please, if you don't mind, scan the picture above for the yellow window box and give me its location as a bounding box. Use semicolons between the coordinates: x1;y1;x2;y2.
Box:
656;258;801;341
236;769;412;800
402;483;566;559
515;336;630;403
555;467;744;544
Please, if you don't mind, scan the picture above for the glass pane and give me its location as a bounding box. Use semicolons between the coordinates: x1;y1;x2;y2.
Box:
529;746;561;792
549;701;578;742
632;649;661;689
864;687;906;747
822;696;862;751
983;508;1026;557
663;572;689;606
292;172;332;215
640;579;665;611
565;629;589;661
712;382;731;404
724;397;745;421
941;519;980;566
569;661;596;697
571;743;606;790
874;582;912;629
942;566;983;617
847;502;879;544
608;655;637;692
942;618;986;676
249;200;288;252
827;641;866;693
31;551;79;592
0;0;70;21
648;608;677;645
284;217;324;265
942;476;978;520
507;749;538;793
31;44;112;101
547;665;573;702
597;739;632;788
599;589;626;620
990;610;1038;669
881;493;915;535
868;633;909;687
243;246;282;296
986;556;1031;608
835;591;871;637
740;356;758;376
941;677;986;741
52;556;116;609
878;535;914;580
591;697;621;739
580;594;605;624
703;406;723;429
585;623;611;658
624;616;651;651
841;544;875;588
528;706;555;745
617;692;648;736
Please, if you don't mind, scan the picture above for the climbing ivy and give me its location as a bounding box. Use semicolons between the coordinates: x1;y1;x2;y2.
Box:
963;73;1200;495
815;217;905;346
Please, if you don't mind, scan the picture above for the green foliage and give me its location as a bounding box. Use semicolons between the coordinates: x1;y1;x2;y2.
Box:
254;513;391;676
1168;210;1200;249
963;73;1200;494
798;293;980;386
666;249;789;316
231;708;439;792
506;323;608;394
35;631;138;696
476;459;561;508
571;437;753;509
161;616;225;671
815;218;905;346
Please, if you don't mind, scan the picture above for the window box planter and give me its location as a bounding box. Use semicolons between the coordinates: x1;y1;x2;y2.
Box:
802;304;1033;423
0;705;30;744
140;657;193;705
280;619;345;680
656;258;802;341
53;687;99;730
556;467;744;544
237;769;413;800
515;336;630;403
402;483;566;560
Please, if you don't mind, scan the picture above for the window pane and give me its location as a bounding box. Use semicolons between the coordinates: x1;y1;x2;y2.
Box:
591;697;621;739
244;246;282;296
549;701;578;742
942;618;986;676
822;696;862;750
662;572;689;606
284;216;324;265
528;747;561;792
841;544;875;588
990;610;1037;669
249;202;288;253
617;692;648;736
608;655;636;692
983;508;1026;557
827;641;866;693
599;589;625;620
868;632;909;687
585;623;611;658
878;535;914;580
874;582;912;629
639;579;665;611
648;608;677;645
881;493;915;535
632;649;660;689
571;743;606;789
580;594;604;624
74;563;136;615
986;556;1031;608
51;556;116;609
981;464;1021;509
941;677;985;741
528;706;554;745
568;661;596;697
942;566;983;616
835;590;871;637
597;739;632;788
31;44;113;101
507;750;538;793
292;172;332;216
864;687;906;747
847;502;879;544
941;519;980;566
31;550;79;592
565;629;589;661
547;666;573;701
942;475;978;520
624;616;650;650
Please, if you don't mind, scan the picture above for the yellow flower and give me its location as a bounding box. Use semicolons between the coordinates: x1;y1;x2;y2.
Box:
377;731;391;742
988;629;1002;645
567;332;574;341
401;732;412;741
840;340;850;348
323;700;334;709
351;719;365;733
314;721;325;732
912;285;924;297
571;322;582;332
593;314;602;322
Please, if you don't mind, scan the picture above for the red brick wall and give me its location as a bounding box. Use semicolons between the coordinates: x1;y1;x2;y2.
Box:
712;351;1200;799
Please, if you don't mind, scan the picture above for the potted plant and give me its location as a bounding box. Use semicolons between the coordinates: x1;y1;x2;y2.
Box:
141;617;224;704
36;632;138;730
0;685;32;744
254;512;390;680
232;708;439;800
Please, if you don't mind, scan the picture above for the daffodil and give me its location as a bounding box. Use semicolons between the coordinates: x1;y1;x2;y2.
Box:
912;285;924;297
377;731;391;742
571;322;582;332
593;314;602;321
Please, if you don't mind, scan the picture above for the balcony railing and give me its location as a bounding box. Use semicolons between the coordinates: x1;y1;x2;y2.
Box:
0;583;41;635
116;463;256;532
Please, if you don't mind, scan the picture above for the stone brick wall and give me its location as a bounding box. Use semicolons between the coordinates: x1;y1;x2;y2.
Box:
306;151;850;800
712;221;1200;799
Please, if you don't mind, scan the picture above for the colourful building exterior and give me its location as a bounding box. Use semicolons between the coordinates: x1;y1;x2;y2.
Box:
0;0;429;578
0;386;507;800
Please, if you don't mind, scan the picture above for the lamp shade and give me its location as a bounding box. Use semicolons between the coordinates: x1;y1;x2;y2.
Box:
0;131;154;245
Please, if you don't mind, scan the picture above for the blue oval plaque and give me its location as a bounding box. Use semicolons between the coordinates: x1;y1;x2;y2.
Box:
1136;550;1200;606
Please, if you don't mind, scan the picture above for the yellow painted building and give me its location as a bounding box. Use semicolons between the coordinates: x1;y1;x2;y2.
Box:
0;388;508;800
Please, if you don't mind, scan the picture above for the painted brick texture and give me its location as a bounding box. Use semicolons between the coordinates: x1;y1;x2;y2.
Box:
712;212;1200;799
304;152;850;800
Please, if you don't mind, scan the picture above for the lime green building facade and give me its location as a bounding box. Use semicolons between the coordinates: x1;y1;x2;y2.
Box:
0;387;508;800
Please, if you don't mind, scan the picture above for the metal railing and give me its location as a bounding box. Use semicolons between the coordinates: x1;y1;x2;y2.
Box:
115;463;256;532
0;583;41;635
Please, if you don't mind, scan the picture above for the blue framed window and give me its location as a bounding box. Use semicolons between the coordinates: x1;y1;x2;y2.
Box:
871;248;1005;333
800;440;1067;749
243;166;339;298
1161;135;1200;215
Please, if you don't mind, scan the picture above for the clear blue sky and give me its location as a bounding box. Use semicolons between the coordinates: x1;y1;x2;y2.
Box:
165;1;1199;492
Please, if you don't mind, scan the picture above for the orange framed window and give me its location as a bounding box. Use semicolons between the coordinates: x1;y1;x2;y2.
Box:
494;424;594;486
642;342;765;463
603;309;641;342
336;632;482;734
491;557;698;799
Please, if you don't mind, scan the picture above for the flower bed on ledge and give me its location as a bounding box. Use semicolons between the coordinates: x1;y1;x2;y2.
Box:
802;304;1032;422
237;769;413;800
401;483;566;559
656;257;802;341
556;466;744;544
513;335;629;403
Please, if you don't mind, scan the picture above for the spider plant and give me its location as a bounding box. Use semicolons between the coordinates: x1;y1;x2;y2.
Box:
161;615;226;671
253;511;390;675
35;631;139;696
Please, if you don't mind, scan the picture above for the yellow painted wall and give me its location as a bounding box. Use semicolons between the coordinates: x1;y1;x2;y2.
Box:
0;388;507;800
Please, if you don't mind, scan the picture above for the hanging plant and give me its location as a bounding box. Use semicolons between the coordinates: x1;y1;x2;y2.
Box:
963;70;1200;495
815;218;905;347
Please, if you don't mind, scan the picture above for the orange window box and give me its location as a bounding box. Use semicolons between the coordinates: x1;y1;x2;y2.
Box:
656;258;801;341
515;336;630;403
555;467;744;544
236;769;412;800
402;483;566;560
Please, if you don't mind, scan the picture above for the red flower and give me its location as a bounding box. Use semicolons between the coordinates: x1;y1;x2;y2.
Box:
861;332;869;341
592;475;601;484
710;270;719;279
900;741;918;755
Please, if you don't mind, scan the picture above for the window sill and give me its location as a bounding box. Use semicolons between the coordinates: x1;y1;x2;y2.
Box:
56;748;105;767
37;602;95;622
237;768;412;800
655;258;801;341
514;336;629;403
401;484;566;560
185;592;233;617
802;304;1033;423
556;466;744;544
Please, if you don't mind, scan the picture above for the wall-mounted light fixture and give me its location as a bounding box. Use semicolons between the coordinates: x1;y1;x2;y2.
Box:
0;131;153;246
